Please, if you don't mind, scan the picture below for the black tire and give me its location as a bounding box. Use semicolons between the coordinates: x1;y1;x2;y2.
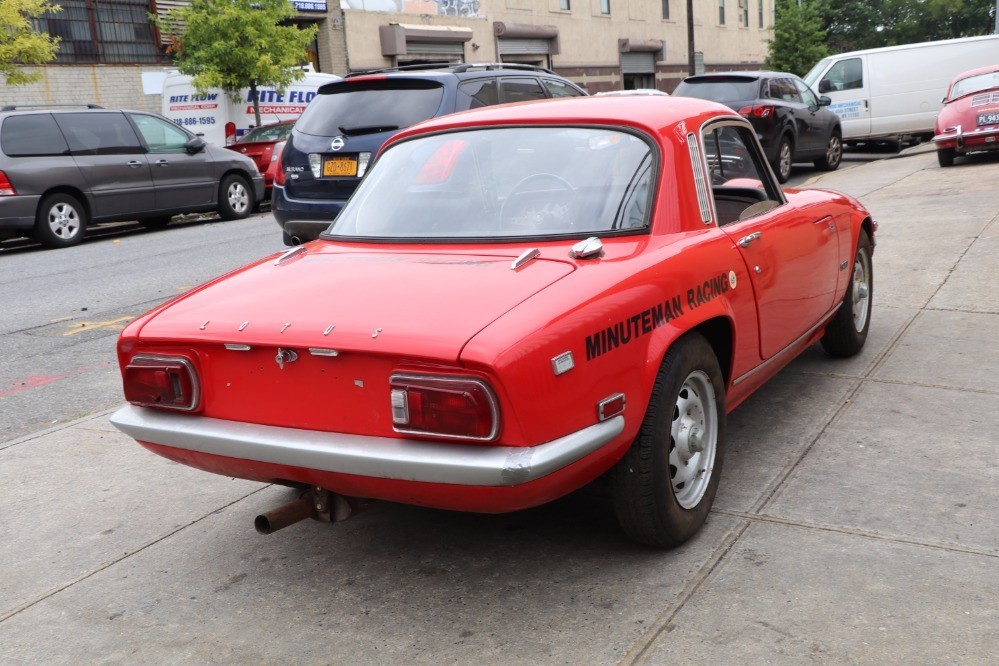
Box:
821;231;873;357
34;192;87;248
217;174;252;220
771;135;794;183
610;332;726;549
140;215;173;230
937;148;955;168
814;129;842;171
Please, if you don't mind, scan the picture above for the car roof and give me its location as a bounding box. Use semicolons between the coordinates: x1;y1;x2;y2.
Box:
950;64;999;84
682;71;795;81
388;95;737;147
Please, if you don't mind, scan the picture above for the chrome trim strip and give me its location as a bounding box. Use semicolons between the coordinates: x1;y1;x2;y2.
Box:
510;247;540;270
110;405;625;487
274;246;306;266
732;304;841;386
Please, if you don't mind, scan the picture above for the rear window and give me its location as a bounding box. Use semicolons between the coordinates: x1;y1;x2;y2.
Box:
296;80;445;137
950;70;999;100
1;114;70;157
673;77;761;104
239;123;294;143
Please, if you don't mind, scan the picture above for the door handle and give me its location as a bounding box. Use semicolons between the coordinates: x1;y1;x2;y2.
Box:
127;160;142;168
155;159;169;167
738;232;762;248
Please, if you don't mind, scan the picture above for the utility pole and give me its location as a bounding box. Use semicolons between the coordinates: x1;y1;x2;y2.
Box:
687;0;695;75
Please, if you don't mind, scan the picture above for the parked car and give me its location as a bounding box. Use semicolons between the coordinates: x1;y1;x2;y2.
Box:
0;106;264;248
272;62;586;245
226;120;294;193
110;96;875;548
804;35;999;144
673;72;842;183
932;65;999;167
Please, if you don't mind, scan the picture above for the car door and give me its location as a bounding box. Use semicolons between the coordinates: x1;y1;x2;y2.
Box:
127;113;215;210
791;77;831;152
770;77;821;153
701;122;840;359
815;57;872;140
53;112;155;219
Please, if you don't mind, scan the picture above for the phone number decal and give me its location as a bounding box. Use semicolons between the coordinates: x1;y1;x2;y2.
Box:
174;117;217;127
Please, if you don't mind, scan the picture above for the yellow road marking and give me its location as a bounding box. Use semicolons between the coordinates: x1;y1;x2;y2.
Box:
63;316;134;336
802;175;823;186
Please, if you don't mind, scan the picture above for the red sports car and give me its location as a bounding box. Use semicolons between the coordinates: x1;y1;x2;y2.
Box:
111;97;875;548
226;121;295;192
932;65;999;167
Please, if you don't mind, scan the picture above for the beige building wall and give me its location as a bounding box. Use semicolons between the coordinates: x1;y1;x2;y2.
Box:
0;66;163;113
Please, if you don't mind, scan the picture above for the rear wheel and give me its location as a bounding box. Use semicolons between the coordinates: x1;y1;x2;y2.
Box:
218;174;252;220
821;231;873;357
814;130;842;171
771;135;794;183
34;193;87;248
610;332;726;548
937;148;955;168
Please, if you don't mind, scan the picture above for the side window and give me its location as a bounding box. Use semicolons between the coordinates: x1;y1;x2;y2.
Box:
456;79;499;111
542;78;584;98
54;113;144;155
700;124;782;226
770;78;801;103
128;113;192;153
819;58;863;93
499;77;547;104
793;78;818;106
1;114;70;157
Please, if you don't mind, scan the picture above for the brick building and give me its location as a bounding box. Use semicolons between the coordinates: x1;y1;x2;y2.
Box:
0;0;773;109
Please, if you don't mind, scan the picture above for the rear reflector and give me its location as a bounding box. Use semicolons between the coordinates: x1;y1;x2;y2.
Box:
390;374;499;441
597;393;626;421
0;170;15;196
123;354;199;411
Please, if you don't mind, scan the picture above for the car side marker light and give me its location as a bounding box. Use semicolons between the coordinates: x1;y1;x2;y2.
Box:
598;393;626;421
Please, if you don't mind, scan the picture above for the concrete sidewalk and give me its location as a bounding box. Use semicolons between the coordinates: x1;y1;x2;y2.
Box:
2;152;996;664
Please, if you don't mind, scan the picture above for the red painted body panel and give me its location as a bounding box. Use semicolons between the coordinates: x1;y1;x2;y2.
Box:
115;96;873;514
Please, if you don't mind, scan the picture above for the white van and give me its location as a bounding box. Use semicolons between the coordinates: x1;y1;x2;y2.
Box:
161;67;341;146
803;35;999;143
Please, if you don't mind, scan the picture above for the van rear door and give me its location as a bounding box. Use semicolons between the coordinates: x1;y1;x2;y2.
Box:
812;57;872;140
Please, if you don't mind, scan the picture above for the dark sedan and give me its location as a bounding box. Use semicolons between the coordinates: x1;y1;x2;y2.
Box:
673;72;842;182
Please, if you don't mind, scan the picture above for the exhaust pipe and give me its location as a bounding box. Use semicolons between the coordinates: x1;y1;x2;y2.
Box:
254;487;374;534
290;235;302;246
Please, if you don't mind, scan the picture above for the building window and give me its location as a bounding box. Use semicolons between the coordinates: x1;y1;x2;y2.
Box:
718;0;725;25
600;0;610;15
560;0;570;9
742;0;749;26
35;0;164;64
759;0;764;27
661;0;669;19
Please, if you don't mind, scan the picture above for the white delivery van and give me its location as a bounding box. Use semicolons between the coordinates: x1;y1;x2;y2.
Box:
161;66;341;146
804;35;999;143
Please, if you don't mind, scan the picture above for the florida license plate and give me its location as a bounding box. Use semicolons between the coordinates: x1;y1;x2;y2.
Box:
323;157;357;177
976;112;999;126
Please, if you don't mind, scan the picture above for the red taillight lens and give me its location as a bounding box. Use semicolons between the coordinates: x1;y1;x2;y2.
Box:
123;355;199;411
0;170;16;196
225;121;237;146
389;374;499;441
738;104;774;118
273;141;286;186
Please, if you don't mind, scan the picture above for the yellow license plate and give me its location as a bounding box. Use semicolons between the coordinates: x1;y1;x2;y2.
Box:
323;157;357;177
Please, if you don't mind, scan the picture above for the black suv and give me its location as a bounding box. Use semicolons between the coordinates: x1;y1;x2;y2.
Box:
673;72;842;183
272;63;586;244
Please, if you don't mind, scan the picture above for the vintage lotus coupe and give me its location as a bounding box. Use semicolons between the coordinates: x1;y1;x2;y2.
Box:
933;65;999;167
111;96;875;548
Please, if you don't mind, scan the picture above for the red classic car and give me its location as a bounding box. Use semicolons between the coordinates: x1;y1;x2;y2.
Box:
933;65;999;167
225;121;295;192
110;96;875;548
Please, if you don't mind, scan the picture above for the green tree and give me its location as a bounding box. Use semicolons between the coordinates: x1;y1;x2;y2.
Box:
0;0;61;85
766;0;829;76
156;0;318;127
821;0;996;52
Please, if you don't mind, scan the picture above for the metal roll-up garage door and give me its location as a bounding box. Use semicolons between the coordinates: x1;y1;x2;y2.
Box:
498;38;552;56
621;51;655;74
406;41;466;58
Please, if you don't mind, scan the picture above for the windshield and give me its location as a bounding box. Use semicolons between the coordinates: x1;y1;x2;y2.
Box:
949;70;999;100
239;123;293;143
324;127;655;241
804;58;830;87
673;77;761;104
296;80;445;137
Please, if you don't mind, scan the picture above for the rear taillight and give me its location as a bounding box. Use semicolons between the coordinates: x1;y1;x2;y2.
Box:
273;142;286;186
123;354;199;411
738;104;774;119
0;170;16;196
225;122;237;146
389;374;499;441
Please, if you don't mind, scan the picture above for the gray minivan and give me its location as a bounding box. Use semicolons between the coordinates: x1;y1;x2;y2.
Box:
0;107;265;248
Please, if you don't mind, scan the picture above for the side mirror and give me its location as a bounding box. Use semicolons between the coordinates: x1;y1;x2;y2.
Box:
185;137;207;154
940;96;948;104
818;96;832;107
818;80;832;94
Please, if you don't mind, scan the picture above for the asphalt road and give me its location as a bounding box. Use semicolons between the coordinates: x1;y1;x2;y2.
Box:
0;212;284;441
